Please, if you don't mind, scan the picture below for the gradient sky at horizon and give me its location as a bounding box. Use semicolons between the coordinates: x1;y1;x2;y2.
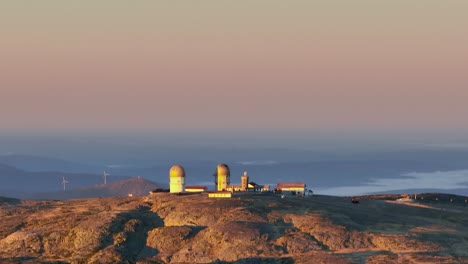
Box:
1;1;467;139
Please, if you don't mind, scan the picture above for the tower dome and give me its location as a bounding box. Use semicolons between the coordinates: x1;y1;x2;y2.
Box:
170;165;185;178
217;163;230;176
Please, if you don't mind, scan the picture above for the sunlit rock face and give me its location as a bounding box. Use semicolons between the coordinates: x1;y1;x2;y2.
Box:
0;193;467;263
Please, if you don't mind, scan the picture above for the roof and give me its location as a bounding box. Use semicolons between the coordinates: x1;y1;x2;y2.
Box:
169;165;185;178
185;186;207;189
276;182;306;189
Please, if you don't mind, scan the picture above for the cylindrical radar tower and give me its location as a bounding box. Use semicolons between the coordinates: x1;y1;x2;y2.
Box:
241;171;249;191
217;164;230;191
169;165;185;193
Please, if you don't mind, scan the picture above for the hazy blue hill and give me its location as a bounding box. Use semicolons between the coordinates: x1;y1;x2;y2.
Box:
0;154;98;173
0;195;20;205
29;177;161;200
108;158;463;190
0;164;130;199
0;164;23;174
2;143;468;196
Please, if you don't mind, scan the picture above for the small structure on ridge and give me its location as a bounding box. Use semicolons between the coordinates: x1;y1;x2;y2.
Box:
185;186;207;192
276;182;306;195
208;191;232;198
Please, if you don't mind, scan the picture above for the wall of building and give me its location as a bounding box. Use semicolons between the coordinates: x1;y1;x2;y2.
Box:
208;192;232;198
170;177;184;193
241;176;249;190
217;175;229;191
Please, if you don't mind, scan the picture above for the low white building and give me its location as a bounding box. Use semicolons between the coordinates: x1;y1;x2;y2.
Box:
276;182;306;195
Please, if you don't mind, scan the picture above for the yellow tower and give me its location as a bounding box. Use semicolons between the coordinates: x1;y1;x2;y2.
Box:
217;164;230;191
169;165;185;193
241;171;249;191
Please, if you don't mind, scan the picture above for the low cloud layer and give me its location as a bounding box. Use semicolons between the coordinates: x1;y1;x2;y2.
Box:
236;160;278;166
316;169;468;196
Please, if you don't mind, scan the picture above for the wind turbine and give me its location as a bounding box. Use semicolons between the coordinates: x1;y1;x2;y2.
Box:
62;176;69;191
103;171;109;185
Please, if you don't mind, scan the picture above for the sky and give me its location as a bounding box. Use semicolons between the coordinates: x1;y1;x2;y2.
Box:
1;1;468;140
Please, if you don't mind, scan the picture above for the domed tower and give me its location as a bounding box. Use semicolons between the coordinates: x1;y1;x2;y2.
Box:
169;165;185;193
217;164;230;191
241;171;249;191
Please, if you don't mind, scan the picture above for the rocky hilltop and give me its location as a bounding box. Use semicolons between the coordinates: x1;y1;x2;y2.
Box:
0;193;467;263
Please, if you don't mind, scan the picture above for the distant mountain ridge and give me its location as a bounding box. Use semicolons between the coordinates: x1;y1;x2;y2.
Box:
0;196;20;205
0;163;130;199
0;154;98;172
29;178;161;200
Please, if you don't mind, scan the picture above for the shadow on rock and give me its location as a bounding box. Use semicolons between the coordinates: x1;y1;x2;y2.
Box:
0;256;67;264
96;204;164;261
215;257;295;264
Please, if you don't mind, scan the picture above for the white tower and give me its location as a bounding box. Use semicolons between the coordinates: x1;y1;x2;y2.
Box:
103;171;109;185
169;165;185;193
62;176;69;191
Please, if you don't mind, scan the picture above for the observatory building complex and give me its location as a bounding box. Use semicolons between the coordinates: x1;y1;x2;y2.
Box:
169;165;185;193
163;163;306;198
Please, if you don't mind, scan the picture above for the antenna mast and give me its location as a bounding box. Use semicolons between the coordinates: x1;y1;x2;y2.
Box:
62;176;69;191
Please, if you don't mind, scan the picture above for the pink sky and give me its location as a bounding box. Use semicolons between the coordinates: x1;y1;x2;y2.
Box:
1;1;467;137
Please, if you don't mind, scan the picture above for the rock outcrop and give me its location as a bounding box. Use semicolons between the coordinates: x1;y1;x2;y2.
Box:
0;193;467;263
